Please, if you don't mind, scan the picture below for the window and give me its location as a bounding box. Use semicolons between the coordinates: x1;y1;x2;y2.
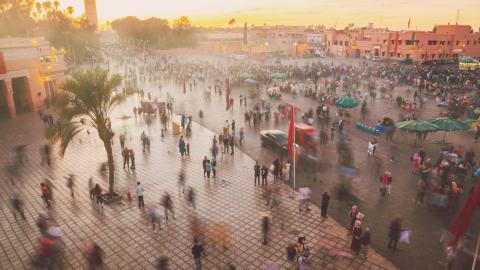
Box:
405;40;413;45
334;41;338;45
439;41;445;45
383;40;387;44
427;40;437;45
445;54;449;58
391;40;395;45
456;41;460;45
397;53;400;57
398;40;403;45
467;41;470;45
447;41;451;45
421;54;425;59
339;41;343;45
390;53;394;57
431;54;435;59
406;54;410;58
382;52;385;56
345;41;349;46
328;41;330;46
474;41;477;45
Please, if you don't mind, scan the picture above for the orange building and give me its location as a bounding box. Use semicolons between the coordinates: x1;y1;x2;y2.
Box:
326;24;480;62
0;37;66;119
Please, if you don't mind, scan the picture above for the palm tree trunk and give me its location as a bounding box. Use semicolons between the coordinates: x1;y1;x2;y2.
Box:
103;136;115;194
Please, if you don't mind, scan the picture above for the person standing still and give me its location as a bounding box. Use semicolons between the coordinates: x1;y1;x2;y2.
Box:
192;238;205;270
136;182;145;208
254;162;261;186
387;218;402;251
321;192;330;218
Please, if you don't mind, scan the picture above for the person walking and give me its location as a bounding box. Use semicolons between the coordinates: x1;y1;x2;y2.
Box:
93;184;103;208
231;120;236;134
211;157;217;178
148;204;163;232
179;136;186;157
351;220;362;256
83;240;103;270
204;160;212;179
66;174;75;198
11;194;26;220
40;182;52;208
136;182;145;208
192;238;206;270
239;128;244;145
202;156;208;177
254;161;261;186
321;192;330;218
387;218;402;251
229;136;235;155
411;152;420;174
223;135;229;154
360;227;371;259
178;171;186;196
122;148;130;169
162;193;175;220
187;187;196;210
129;149;136;170
347;205;359;234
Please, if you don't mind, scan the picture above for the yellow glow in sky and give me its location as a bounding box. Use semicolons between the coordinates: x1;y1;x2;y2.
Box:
57;0;479;30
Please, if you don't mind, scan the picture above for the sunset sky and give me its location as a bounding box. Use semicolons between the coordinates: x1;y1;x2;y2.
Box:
58;0;479;30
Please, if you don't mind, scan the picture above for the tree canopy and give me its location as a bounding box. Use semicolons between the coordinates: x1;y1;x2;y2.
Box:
111;16;196;49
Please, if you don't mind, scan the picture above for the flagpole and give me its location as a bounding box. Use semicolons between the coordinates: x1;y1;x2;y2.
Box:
472;232;480;270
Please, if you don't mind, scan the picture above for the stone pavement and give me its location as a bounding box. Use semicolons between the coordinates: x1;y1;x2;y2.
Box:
0;112;397;269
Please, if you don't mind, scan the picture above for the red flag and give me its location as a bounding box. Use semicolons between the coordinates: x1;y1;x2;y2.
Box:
287;105;295;157
226;78;231;111
448;183;480;245
183;78;186;94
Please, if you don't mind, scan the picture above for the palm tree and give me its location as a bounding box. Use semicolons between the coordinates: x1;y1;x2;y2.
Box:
48;67;131;195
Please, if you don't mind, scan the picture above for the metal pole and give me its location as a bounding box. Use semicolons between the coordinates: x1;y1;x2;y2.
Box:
472;232;480;270
293;104;296;190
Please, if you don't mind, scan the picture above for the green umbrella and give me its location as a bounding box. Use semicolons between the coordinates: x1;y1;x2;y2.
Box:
335;96;360;108
428;117;468;143
428;118;469;131
395;120;439;132
269;72;287;79
396;120;439;145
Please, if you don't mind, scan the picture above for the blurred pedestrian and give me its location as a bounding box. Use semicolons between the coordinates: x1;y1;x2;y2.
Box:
83;240;103;270
148;204;164;232
122;148;129;169
11;194;26;220
156;256;169;270
360;227;371;259
178;171;186;196
93;184;103;208
136;181;145;208
387;218;402;251
66;174;75;198
179;136;186;157
40;182;52;208
192;238;205;270
321;192;330;218
187;187;196;210
211;157;217;178
162;193;175;220
347;205;358;234
261;165;269;186
129;149;136;169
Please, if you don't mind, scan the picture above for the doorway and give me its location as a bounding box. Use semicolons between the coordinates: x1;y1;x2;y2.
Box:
11;77;32;113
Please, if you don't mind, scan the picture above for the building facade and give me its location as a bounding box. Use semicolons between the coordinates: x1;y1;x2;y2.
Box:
326;24;480;62
0;37;66;119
